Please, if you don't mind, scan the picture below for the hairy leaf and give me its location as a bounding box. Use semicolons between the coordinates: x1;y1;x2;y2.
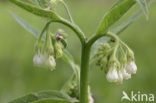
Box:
10;11;40;38
9;90;75;103
136;0;149;20
37;0;50;8
27;0;39;5
9;0;60;21
96;0;136;35
111;10;142;35
111;0;152;35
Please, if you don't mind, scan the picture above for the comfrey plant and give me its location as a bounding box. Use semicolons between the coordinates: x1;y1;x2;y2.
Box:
8;0;152;103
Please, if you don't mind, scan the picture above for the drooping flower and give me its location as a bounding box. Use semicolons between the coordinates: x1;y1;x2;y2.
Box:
121;68;131;80
33;51;45;67
106;64;119;82
125;61;137;74
33;50;56;70
45;55;56;70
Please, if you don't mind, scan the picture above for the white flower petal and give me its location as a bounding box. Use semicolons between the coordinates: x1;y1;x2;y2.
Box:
106;65;119;82
126;61;137;74
121;68;131;80
33;54;44;66
45;56;56;70
33;51;56;70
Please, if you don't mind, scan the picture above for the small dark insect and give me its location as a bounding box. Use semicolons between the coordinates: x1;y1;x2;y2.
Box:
56;34;63;41
110;39;116;42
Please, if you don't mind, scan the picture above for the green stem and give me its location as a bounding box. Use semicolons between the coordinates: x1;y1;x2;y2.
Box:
38;21;51;42
80;43;91;103
44;26;49;48
59;19;86;45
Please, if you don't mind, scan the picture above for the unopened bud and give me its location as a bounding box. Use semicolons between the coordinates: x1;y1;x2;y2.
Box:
54;41;63;58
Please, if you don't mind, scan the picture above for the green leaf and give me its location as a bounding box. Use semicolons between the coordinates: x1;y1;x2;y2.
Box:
111;10;142;35
37;0;50;8
10;11;40;38
96;0;136;35
27;0;39;5
9;90;76;103
136;0;149;20
9;0;60;21
32;98;72;103
111;0;152;35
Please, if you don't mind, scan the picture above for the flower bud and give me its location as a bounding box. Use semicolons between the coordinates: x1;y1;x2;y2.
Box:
57;29;68;38
95;43;112;71
33;52;44;67
98;43;111;54
99;57;108;71
47;45;54;56
50;0;63;7
34;41;44;52
125;61;137;74
45;55;56;71
54;41;63;58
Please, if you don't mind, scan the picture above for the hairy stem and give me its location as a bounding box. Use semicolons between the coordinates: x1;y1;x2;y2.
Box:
80;43;91;103
39;21;51;42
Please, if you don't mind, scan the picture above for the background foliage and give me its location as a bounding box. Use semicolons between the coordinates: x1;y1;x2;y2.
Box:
0;0;156;103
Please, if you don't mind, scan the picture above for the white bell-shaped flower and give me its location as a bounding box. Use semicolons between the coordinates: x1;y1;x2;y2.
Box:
121;68;131;80
106;65;119;82
33;52;45;67
33;51;56;70
126;61;137;74
45;55;56;70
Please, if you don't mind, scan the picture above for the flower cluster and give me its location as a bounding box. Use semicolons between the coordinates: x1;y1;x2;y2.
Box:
33;29;66;71
95;39;137;83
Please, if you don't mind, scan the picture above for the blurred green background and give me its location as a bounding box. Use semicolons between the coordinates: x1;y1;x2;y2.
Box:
0;0;156;103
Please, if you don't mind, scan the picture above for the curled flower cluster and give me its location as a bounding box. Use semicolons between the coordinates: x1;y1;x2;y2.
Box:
33;29;66;71
95;37;137;83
